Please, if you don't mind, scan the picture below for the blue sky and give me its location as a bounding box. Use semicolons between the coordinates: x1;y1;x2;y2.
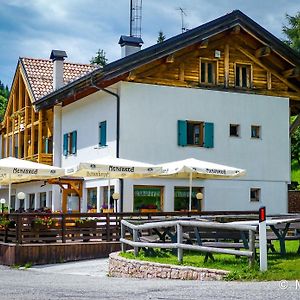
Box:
0;0;299;87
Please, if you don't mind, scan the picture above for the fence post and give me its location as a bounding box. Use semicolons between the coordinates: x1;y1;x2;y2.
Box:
248;230;255;267
177;223;183;263
16;214;23;244
61;214;66;243
133;228;139;256
121;222;125;252
106;214;111;241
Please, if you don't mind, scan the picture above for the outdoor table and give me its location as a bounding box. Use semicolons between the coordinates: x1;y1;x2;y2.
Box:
229;218;300;255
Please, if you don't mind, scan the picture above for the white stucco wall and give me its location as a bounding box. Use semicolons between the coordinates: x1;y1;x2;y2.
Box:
61;89;118;168
119;82;290;182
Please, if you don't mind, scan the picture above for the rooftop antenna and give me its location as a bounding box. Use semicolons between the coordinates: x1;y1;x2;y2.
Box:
176;7;188;33
130;0;142;37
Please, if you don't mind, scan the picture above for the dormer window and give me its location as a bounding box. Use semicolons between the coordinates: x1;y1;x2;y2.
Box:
235;64;251;88
200;59;217;85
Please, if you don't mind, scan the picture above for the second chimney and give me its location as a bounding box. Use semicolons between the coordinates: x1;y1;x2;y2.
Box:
118;36;143;58
50;50;67;90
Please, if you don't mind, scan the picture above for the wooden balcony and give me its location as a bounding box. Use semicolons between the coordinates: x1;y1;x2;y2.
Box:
25;153;53;166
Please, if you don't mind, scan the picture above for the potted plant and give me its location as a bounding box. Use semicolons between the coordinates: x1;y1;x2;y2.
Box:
140;204;158;213
101;203;113;213
75;217;97;228
31;216;53;231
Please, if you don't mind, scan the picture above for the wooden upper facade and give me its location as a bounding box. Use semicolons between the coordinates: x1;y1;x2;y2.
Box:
0;58;95;165
34;10;300;117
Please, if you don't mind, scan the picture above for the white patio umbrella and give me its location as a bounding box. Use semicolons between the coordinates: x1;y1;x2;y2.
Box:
157;158;246;211
65;157;162;209
0;157;65;212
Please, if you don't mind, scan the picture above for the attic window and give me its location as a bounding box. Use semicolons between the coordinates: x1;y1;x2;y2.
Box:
235;64;251;88
200;59;217;85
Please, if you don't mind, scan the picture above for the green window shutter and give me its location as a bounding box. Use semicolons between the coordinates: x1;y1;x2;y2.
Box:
99;121;107;146
71;131;77;154
178;120;187;146
63;133;68;156
204;122;214;148
45;138;49;154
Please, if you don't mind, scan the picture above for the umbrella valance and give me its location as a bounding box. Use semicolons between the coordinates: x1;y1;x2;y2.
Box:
65;157;161;178
159;158;245;179
0;157;64;184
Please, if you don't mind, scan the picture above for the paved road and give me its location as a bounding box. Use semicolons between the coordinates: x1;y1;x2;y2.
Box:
0;259;298;300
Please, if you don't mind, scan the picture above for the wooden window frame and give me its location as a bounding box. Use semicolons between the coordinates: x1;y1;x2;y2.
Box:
250;188;261;202
199;58;218;85
229;124;240;137
251;125;261;139
235;62;252;89
187;120;204;146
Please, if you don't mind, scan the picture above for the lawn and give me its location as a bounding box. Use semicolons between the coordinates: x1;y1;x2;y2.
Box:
291;160;300;185
120;241;300;281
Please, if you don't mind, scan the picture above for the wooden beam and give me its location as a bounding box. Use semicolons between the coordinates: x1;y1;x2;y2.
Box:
179;63;185;81
24;93;29;158
138;64;168;78
267;71;272;90
18;73;23;110
231;25;241;35
198;39;209;48
30;107;35;156
282;67;300;78
237;47;300;94
224;44;230;88
38;110;43;162
127;71;137;81
166;54;175;63
290;114;300;134
255;46;271;58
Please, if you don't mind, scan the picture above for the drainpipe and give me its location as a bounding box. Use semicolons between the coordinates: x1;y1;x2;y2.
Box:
90;80;124;212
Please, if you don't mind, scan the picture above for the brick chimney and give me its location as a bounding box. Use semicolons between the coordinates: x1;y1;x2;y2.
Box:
50;50;67;90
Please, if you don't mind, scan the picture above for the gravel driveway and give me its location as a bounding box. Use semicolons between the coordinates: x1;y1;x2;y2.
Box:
0;259;298;300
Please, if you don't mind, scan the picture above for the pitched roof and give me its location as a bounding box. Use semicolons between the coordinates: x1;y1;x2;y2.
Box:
20;57;96;101
34;10;300;110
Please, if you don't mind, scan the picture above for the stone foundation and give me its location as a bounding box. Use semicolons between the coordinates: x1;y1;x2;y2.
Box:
109;251;229;280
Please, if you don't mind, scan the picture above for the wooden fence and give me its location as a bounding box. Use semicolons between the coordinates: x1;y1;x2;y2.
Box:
120;219;257;266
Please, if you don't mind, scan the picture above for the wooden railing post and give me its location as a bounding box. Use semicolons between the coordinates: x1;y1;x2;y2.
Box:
177;223;183;263
133;228;139;257
16;214;23;244
248;229;256;267
106;214;111;241
61;214;66;243
121;222;125;252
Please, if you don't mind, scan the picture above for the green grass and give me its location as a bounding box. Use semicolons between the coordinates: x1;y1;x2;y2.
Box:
120;241;300;281
291;160;300;184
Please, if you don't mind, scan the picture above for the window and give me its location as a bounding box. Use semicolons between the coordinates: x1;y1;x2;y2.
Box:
29;194;35;210
174;187;203;211
229;124;240;137
178;120;214;148
44;137;53;154
133;185;163;212
251;125;261;139
235;64;251;88
40;192;46;208
63;130;77;156
250;188;260;202
200;59;217;85
99;121;107;147
87;188;97;211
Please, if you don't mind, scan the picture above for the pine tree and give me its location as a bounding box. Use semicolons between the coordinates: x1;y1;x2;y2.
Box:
157;30;166;43
90;49;108;67
283;12;300;53
0;80;9;120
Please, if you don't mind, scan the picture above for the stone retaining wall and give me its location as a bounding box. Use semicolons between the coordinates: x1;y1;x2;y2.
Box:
109;252;229;280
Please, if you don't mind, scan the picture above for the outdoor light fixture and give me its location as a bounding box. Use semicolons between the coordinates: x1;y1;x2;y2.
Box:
0;198;6;213
196;192;203;200
112;192;120;213
17;192;26;200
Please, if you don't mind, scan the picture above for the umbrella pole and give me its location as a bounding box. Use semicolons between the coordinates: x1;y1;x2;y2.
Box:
189;172;192;211
108;179;111;209
8;182;11;213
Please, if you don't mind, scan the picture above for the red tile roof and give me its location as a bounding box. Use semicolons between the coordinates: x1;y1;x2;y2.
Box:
20;57;97;101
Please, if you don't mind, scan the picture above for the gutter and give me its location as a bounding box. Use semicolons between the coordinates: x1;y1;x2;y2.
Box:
90;80;124;212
